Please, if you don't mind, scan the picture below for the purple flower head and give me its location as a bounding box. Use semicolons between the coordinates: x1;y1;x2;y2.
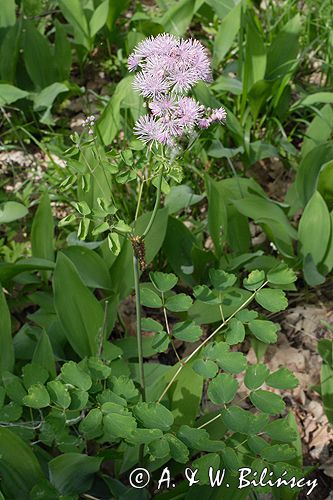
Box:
134;115;166;144
198;118;210;129
176;97;204;128
129;34;212;97
175;39;212;82
149;96;176;117
166;68;199;94
209;107;227;123
128;54;140;72
135;34;178;59
133;70;169;98
130;34;226;147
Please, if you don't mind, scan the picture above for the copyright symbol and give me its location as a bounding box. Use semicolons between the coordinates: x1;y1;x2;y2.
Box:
129;467;150;488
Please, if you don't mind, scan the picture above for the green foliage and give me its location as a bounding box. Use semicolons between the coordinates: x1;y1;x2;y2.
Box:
48;453;102;495
31;191;55;284
0;428;43;498
0;287;14;375
1;1;330;496
318;334;333;425
0;201;28;224
53;252;105;358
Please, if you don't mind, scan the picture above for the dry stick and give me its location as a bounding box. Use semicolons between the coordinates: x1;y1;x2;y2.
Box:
157;281;268;403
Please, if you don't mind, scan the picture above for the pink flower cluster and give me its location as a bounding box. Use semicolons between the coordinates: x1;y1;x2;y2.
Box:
129;34;226;146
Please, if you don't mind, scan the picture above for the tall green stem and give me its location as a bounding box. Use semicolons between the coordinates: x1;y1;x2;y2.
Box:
142;169;163;238
132;166;164;465
133;253;146;403
132;168;164;402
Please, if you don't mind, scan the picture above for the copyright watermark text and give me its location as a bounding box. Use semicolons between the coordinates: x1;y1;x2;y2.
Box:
129;466;317;496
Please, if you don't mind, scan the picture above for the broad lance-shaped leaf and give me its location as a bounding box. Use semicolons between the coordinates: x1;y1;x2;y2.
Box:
48;453;102;495
0;428;43;498
0;257;55;283
62;246;112;290
169;361;203;428
322;211;333;274
318;339;333;367
0;201;28;223
53;252;104;358
89;0;109;37
320;364;333;425
22;363;48;389
213;1;242;68
0;85;29;106
32;330;56;378
31;191;54;262
298;190;331;265
0;286;14;375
